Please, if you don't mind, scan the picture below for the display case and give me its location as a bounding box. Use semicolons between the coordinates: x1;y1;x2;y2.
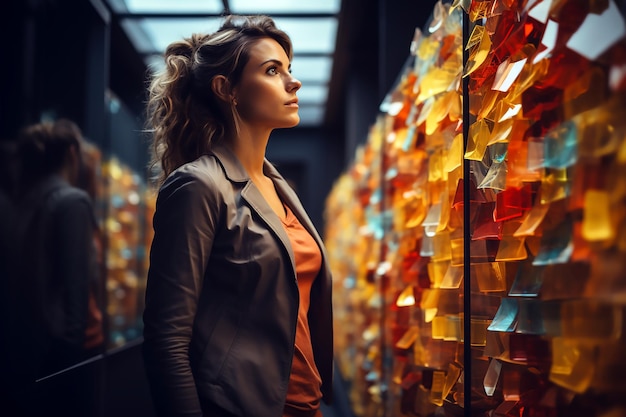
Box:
325;1;626;415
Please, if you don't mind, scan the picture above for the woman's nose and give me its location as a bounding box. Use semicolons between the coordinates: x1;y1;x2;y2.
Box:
287;75;302;92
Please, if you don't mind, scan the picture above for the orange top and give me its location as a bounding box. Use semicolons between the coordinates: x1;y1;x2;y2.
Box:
281;204;323;417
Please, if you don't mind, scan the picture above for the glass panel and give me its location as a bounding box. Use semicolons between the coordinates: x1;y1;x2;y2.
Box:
121;0;222;13
230;0;341;14
272;17;338;53
291;56;333;83
121;18;223;53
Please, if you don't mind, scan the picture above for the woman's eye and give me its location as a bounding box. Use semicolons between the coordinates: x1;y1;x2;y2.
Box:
267;67;278;75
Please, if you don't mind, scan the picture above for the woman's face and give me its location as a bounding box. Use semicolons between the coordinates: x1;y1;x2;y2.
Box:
232;37;302;132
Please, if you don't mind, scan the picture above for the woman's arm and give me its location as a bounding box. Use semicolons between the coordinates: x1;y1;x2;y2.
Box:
143;169;219;417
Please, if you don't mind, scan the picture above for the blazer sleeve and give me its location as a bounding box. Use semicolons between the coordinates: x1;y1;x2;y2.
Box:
142;169;219;417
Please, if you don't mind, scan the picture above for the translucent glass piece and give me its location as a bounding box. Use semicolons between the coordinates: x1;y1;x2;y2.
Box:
432;232;452;262
477;161;508;191
513;202;549;237
487;298;518;332
395;326;419;349
533;19;558;64
495;235;527;261
540;168;571;204
509;262;544;296
472;202;503;240
533;218;573;266
544;121;578;169
445;133;464;173
516;298;545;335
440;265;463;289
492;58;528;92
563;67;607;120
431;316;447;340
483;358;502;397
566;0;626;61
549;338;594;393
430;370;446;406
582;189;614;242
464;25;492;77
428;260;449;288
527;0;553;23
494;185;531;222
526;138;545;171
465;119;492;161
470;317;492;346
420;233;435;257
396;285;416;307
474;262;507;293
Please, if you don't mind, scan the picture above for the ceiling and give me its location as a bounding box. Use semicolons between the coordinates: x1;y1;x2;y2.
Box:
104;0;342;127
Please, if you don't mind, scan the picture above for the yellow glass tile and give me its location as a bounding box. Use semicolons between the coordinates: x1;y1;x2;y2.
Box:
540;168;570;204
444;362;462;401
582;189;614;242
440;265;463;289
413;329;428;367
514;203;549;237
465;119;491;161
421;288;440;322
474;262;507;293
396;285;416;307
487;118;514;146
432;316;447;340
437;194;451;232
430;370;446;406
445;133;464;173
477;90;501;121
444;314;462;341
469;1;490;21
495;235;528;261
396;326;419;350
418;55;462;103
470;317;492;347
509;58;550;101
450;237;465;266
549;337;594;394
464;25;492;77
428;260;450;288
428;152;445;182
432;231;452;262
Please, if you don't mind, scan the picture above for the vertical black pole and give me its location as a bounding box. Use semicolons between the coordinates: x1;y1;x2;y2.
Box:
462;7;472;417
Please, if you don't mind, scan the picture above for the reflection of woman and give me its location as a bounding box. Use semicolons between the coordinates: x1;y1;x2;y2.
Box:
142;15;334;417
11;119;97;382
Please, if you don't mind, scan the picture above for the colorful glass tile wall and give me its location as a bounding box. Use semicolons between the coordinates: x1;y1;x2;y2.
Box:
324;0;626;416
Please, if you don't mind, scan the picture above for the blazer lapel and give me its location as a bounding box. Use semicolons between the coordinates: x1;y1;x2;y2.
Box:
209;145;297;275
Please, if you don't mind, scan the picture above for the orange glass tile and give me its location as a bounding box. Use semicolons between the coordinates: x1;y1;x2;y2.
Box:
440;265;463;289
563;66;608;119
514;202;549;237
395;325;419;350
428;260;449;288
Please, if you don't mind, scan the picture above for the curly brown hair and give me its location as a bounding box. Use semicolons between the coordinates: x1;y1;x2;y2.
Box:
145;14;293;185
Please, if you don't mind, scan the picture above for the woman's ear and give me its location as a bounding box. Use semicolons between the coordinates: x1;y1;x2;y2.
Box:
211;75;235;104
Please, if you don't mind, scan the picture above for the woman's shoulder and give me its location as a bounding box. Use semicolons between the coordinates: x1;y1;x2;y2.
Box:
158;154;227;199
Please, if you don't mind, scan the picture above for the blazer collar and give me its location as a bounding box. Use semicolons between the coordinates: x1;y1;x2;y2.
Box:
209;143;329;279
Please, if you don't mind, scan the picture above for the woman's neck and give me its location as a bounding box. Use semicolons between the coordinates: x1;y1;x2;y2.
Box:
228;126;271;178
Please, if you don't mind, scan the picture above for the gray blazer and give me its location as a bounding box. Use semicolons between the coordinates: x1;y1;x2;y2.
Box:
142;144;333;417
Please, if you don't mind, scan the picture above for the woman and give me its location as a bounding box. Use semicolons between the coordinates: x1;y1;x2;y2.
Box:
142;15;334;417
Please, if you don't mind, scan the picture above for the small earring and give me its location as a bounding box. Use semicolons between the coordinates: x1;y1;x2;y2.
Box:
232;98;238;106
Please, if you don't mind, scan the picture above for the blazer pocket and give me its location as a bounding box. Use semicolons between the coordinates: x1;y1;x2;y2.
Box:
201;308;241;383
